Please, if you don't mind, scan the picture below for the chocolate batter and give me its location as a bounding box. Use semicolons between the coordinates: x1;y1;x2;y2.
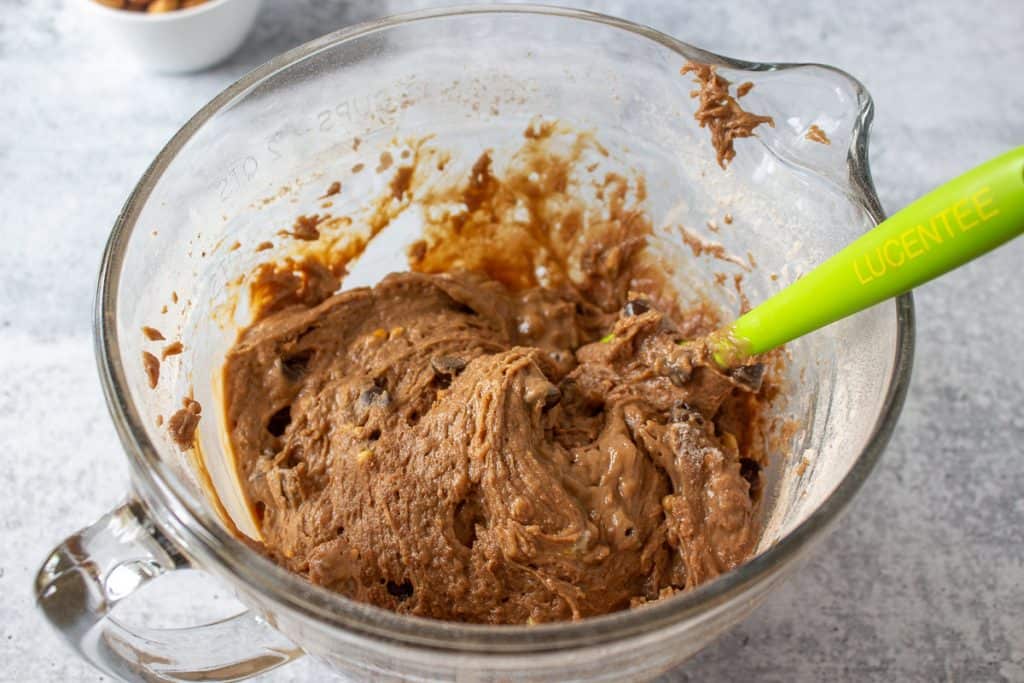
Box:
222;123;773;624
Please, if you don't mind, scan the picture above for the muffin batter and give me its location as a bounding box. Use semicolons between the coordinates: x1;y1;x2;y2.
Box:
222;123;772;624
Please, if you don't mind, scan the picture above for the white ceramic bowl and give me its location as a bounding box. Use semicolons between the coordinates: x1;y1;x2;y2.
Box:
80;0;263;73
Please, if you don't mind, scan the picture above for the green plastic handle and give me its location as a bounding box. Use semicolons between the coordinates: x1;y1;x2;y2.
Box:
711;145;1024;367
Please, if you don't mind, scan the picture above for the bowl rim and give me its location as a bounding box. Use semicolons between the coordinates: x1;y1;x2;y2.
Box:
94;3;915;653
81;0;240;22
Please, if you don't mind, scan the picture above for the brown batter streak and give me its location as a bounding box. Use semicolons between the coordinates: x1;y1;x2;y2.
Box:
320;181;341;199
680;63;774;169
283;214;326;241
162;341;184;359
679;226;748;269
142;352;159;389
142;326;165;341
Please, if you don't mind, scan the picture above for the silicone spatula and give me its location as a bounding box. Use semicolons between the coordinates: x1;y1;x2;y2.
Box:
707;146;1024;368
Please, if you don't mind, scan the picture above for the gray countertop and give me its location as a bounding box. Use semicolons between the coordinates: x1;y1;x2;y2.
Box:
2;0;1023;681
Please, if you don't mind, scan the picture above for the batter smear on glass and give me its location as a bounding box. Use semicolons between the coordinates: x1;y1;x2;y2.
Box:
680;61;775;169
222;122;775;624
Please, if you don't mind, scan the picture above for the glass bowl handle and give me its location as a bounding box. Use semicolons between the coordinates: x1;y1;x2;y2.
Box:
34;497;302;682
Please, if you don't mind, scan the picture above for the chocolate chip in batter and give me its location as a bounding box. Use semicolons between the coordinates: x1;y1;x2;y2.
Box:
359;382;391;407
386;579;415;601
541;385;562;409
670;402;704;427
524;378;561;410
739;457;762;500
267;405;292;437
431;355;467;376
668;365;692;387
281;350;313;381
729;363;765;393
453;496;483;549
623;298;651;317
431;355;467;390
431;374;453;391
451;301;479;317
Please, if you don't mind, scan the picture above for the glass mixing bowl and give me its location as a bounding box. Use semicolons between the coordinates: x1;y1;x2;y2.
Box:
34;6;913;682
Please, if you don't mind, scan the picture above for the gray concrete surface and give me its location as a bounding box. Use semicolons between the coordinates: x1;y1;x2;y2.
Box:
1;0;1022;681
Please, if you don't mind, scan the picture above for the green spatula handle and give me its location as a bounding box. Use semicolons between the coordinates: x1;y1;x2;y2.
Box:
711;145;1024;367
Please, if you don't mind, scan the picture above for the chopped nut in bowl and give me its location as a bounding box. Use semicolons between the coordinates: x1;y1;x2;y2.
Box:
81;0;263;73
94;0;211;13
